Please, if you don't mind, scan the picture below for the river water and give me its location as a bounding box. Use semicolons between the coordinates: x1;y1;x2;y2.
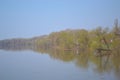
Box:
0;46;120;80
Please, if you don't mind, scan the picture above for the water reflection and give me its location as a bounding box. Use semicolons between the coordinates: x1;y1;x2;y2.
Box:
0;41;120;80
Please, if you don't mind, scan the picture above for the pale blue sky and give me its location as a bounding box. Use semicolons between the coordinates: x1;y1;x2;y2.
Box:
0;0;120;39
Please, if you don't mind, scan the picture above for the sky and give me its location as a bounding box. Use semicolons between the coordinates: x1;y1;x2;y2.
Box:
0;0;120;40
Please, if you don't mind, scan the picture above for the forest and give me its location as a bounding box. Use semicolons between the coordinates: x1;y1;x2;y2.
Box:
35;19;120;55
0;19;120;56
0;19;120;74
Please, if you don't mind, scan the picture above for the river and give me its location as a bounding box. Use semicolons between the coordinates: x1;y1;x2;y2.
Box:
0;44;120;80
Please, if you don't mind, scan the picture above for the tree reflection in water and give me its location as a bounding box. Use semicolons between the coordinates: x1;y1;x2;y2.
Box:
0;41;120;80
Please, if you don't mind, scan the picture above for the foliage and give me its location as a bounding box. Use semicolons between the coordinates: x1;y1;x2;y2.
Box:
35;21;120;53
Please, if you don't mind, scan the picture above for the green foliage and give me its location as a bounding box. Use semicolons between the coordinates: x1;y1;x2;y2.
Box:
35;24;120;52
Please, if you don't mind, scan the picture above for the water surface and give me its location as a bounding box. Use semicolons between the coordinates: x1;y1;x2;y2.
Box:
0;45;120;80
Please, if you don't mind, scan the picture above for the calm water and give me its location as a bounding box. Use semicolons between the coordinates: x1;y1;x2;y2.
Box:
0;47;120;80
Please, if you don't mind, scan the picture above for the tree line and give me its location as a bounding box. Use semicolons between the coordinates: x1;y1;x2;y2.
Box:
35;19;120;53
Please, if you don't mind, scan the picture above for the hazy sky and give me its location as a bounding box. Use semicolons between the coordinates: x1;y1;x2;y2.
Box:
0;0;120;39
